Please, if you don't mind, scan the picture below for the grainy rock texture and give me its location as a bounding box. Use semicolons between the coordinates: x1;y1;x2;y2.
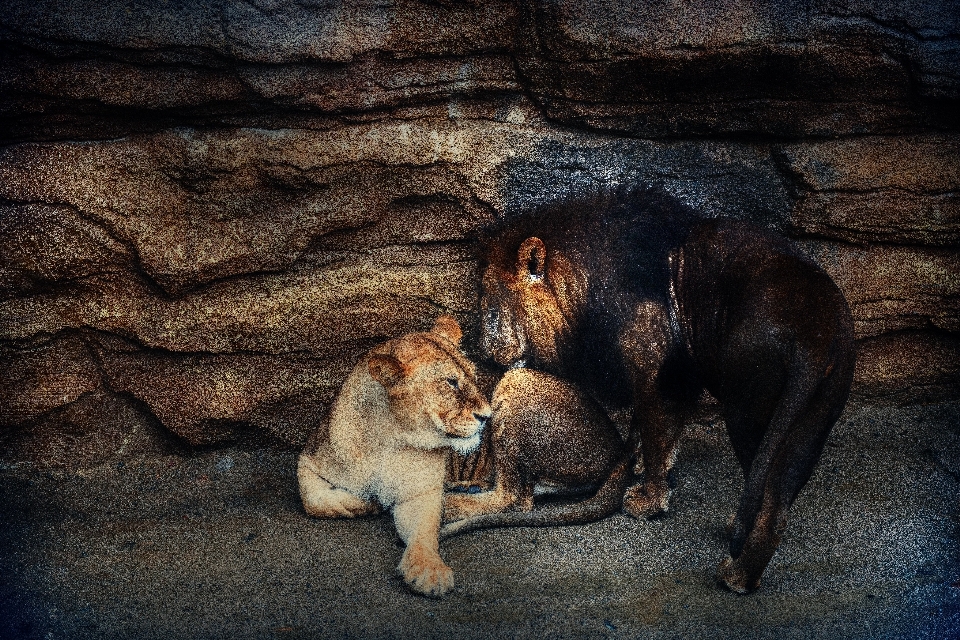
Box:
1;0;958;455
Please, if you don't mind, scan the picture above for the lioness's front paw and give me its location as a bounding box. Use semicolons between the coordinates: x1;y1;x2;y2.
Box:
398;546;454;597
716;556;760;594
622;483;670;518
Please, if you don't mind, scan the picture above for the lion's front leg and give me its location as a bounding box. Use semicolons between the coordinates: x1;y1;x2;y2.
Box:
297;454;380;518
393;491;453;597
622;402;683;518
619;304;687;518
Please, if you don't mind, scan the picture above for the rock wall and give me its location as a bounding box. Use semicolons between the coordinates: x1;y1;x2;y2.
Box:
1;0;958;462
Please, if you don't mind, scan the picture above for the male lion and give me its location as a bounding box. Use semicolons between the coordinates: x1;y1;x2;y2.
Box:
297;316;492;597
480;185;856;593
442;367;629;537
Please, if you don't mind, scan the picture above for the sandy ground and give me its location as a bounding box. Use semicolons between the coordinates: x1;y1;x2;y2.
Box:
1;401;958;640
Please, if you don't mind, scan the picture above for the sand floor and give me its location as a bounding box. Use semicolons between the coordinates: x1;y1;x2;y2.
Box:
1;401;958;639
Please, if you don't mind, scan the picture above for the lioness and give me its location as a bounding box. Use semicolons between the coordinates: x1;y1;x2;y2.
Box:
442;367;629;537
480;185;856;592
297;316;492;597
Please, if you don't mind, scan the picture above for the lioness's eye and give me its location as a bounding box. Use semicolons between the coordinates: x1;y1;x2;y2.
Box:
447;378;459;390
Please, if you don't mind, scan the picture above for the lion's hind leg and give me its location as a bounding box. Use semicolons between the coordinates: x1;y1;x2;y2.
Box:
719;348;853;593
297;454;380;518
442;434;531;522
443;452;532;521
443;483;530;522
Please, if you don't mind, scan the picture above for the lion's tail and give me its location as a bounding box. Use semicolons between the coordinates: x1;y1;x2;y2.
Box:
439;455;631;540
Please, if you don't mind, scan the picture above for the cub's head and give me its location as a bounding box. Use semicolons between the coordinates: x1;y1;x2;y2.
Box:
481;236;585;370
368;316;491;455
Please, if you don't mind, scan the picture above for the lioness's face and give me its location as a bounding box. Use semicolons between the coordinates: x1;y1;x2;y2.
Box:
369;317;492;455
481;237;567;370
400;352;491;455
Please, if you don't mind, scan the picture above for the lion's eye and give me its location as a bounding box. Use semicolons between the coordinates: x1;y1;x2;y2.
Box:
447;378;460;390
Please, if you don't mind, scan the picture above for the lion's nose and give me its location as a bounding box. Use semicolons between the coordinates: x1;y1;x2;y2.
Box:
474;413;491;427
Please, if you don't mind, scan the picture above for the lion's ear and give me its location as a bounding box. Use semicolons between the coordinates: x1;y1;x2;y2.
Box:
431;315;462;345
517;237;547;281
368;353;407;388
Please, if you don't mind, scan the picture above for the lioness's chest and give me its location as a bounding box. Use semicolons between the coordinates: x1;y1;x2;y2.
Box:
371;447;446;507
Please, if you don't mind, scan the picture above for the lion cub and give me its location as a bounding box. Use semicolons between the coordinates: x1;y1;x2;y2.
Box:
442;367;629;537
297;316;491;597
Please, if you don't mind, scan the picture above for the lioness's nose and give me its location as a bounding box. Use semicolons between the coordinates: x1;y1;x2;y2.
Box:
474;413;491;427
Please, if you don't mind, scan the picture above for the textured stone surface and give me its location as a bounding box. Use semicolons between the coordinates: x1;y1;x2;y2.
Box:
97;347;357;446
3;390;177;469
1;0;958;458
784;136;960;247
0;333;102;426
2;0;958;142
516;0;960;137
801;241;960;337
854;331;960;402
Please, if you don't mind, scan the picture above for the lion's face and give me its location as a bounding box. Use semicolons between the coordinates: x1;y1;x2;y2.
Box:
369;316;491;455
481;237;584;371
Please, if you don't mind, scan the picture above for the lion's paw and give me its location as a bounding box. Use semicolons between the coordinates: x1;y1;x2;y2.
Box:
622;483;670;518
716;556;760;594
398;547;454;597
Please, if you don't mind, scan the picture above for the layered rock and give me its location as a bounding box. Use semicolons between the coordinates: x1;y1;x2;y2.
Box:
519;0;960;137
1;0;957;463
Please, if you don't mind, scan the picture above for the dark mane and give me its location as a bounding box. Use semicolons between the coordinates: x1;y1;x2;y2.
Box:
480;184;702;406
481;183;701;303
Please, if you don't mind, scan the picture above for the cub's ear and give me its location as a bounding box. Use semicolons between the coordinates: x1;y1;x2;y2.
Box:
517;237;547;281
431;315;462;346
368;353;407;388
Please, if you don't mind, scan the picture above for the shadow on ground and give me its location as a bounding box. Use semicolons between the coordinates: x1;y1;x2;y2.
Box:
1;402;958;639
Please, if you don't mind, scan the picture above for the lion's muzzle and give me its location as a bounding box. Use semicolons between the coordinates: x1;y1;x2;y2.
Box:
481;306;528;366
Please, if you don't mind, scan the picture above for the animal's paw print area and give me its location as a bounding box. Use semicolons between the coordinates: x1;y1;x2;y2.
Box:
398;546;454;597
622;483;671;518
716;556;761;594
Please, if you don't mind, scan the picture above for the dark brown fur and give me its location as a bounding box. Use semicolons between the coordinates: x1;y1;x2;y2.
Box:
479;185;856;592
441;368;629;538
445;365;501;491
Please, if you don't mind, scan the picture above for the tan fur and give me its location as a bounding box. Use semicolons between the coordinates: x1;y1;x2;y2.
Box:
442;368;628;537
481;239;587;369
445;364;501;491
297;316;491;597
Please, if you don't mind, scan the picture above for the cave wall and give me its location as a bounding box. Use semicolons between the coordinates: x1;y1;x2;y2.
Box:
1;0;958;462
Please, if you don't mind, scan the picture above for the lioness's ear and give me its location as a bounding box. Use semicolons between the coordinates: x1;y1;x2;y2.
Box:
517;237;546;281
368;354;406;387
431;315;462;345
